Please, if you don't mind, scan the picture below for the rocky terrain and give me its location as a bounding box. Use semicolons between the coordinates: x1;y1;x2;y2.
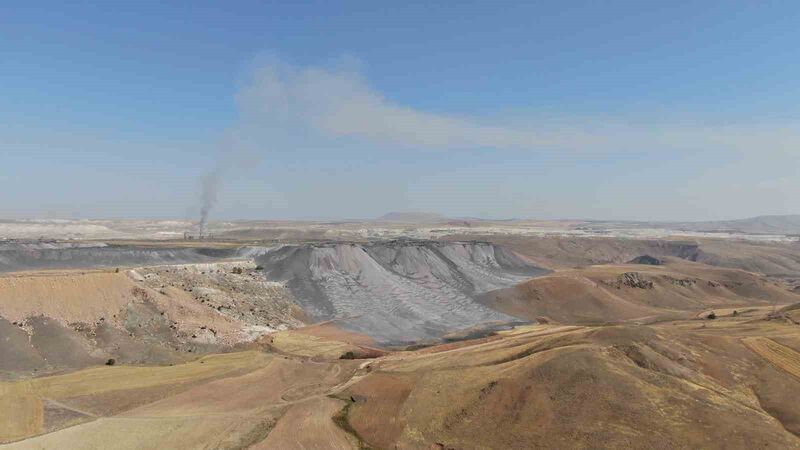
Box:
3;226;800;449
0;239;545;379
0;262;300;379
135;261;305;338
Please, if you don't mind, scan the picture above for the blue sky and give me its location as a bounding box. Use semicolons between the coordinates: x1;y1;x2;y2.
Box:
2;1;799;221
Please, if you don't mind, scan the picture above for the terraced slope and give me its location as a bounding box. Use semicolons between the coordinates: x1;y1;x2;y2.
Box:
257;241;546;344
0;350;362;448
744;337;800;380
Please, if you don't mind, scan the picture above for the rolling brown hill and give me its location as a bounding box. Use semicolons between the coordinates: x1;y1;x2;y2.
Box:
443;235;800;277
6;311;800;449
337;317;800;449
478;259;800;325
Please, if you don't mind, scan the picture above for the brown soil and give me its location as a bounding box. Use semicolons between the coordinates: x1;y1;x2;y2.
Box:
480;260;800;325
744;337;800;380
340;320;800;449
4;312;800;449
253;397;358;449
0;263;308;379
294;322;378;347
0;271;140;325
443;235;800;281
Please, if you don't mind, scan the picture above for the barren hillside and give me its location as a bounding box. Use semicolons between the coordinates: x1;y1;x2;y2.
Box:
480;260;800;324
337;317;800;449
256;240;546;344
444;235;800;281
5;310;800;449
2;235;800;449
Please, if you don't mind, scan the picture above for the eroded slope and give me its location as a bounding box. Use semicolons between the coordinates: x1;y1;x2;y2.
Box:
338;320;800;449
256;241;546;344
480;260;800;324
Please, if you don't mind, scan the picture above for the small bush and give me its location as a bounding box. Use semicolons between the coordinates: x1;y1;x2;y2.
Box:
105;358;116;366
707;312;717;320
131;286;150;301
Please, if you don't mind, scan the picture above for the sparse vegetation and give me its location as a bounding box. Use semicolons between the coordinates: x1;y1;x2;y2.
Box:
131;286;150;301
217;417;277;450
330;395;374;450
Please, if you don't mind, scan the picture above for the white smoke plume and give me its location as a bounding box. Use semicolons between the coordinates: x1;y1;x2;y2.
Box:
194;57;800;225
237;59;800;155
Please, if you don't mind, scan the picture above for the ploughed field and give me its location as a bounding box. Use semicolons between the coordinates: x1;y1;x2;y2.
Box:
3;237;800;448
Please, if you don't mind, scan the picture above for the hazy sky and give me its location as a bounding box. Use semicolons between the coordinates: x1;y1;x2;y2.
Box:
2;1;799;221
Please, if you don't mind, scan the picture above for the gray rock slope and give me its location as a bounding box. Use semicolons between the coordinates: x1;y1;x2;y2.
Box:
0;242;245;272
257;240;547;344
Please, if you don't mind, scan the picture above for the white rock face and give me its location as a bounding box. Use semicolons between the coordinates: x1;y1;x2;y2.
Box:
256;241;546;344
127;270;145;282
240;325;277;342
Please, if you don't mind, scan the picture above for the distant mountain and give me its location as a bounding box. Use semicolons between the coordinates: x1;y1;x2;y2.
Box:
661;215;800;235
375;211;451;223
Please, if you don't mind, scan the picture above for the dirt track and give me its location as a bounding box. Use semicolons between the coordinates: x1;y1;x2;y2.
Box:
253;397;357;449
